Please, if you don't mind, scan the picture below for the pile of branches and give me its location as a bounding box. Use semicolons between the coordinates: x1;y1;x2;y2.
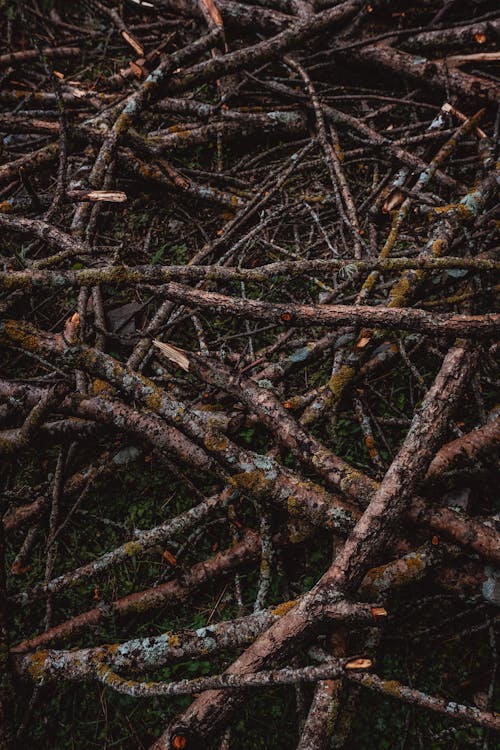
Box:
1;1;499;748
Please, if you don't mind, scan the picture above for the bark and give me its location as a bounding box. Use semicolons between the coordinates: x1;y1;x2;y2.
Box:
350;44;500;103
155;284;499;338
159;343;476;746
11;529;261;652
425;417;500;480
2;4;498;746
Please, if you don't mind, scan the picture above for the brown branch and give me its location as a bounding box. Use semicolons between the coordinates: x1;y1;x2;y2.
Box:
159;342;475;746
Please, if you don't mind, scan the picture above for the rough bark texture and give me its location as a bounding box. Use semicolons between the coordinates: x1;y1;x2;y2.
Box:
1;2;498;749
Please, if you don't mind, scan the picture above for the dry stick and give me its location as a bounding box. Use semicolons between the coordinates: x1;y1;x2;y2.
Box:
32;41;69;221
351;43;500;104
91;285;106;351
301;163;498;427
71;27;221;235
126;140;314;370
0;190;127;211
127;297;175;371
0;327;496;565
253;504;274;613
11;528;262;652
150;96;305;126
354;394;385;474
3;496;49;538
75;287;89;394
156;342;476;748
0;142;59;186
10;524;39;576
152;342;500;565
93;658;372;698
120;148;246;209
14;596;278;680
60;393;220;472
9;417;102;445
425;415;500;480
0;46;80;67
154;0;293;32
199;0;229;174
43;450;65;631
0;89;117;108
403;18;500;53
0;214;84;269
0;387;66;455
10;491;230;607
155;282;499;337
374;546;497;603
347;672;500;732
298;399;347;750
286;55;364;257
296;632;345;750
358;542;451;601
330;659;364;748
358;108;486;304
406;500;500;565
1;256;499;291
153;93;296;120
140;110;307;150
13;599;374;681
89;0;144;56
0;326;361;538
153;340;377;505
245;74;461;191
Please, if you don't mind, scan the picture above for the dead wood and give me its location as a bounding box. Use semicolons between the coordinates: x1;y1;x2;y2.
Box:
1;2;498;749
